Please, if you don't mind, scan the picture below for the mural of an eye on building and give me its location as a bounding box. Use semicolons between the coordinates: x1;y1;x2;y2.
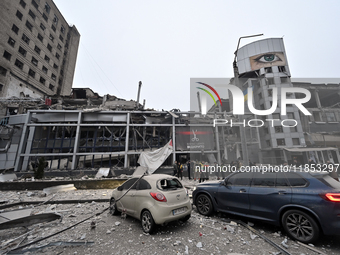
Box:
249;52;286;70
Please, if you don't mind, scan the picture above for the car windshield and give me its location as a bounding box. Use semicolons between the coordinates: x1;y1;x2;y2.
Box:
157;178;183;190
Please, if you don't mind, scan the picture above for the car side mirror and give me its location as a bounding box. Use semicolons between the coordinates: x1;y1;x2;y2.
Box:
117;186;123;191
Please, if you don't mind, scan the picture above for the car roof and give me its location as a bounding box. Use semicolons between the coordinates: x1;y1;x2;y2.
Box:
133;174;177;181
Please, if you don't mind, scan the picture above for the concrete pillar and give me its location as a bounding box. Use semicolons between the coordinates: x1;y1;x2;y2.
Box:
14;111;31;171
71;111;82;170
124;112;130;168
314;90;322;108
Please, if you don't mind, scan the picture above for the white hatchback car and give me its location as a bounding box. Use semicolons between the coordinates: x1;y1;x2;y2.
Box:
110;174;192;233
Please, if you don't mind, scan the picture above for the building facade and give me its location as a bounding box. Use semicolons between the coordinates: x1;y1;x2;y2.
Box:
0;0;80;104
231;38;340;165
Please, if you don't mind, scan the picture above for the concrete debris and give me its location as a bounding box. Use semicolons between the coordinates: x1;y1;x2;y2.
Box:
115;221;121;226
106;230;111;234
0;173;17;182
184;245;189;254
0;208;32;223
226;225;235;233
43;184;77;195
250;233;258;240
273;232;281;237
229;221;238;226
7;241;94;254
80;233;86;240
0;212;61;230
196;242;203;248
281;238;289;249
95;168;110;178
247;222;254;227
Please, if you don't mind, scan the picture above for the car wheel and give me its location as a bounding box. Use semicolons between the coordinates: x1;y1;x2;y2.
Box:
282;209;320;243
109;198;119;215
179;214;191;222
141;210;156;234
196;194;213;216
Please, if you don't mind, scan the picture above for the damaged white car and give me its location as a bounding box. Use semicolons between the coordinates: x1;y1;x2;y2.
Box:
110;174;191;233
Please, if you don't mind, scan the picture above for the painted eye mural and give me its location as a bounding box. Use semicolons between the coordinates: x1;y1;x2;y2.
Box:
249;52;286;70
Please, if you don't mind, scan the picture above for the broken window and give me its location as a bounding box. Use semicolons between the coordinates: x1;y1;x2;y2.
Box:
280;77;289;84
57;43;62;50
292;138;300;145
31;56;38;66
49;34;54;42
44;55;50;63
28;9;36;20
313;111;322;122
8;37;16;47
12;24;19;34
53;63;58;69
47;43;52;52
40;23;46;31
38;33;44;42
53;15;58;25
266;78;274;85
15;59;24;69
326;112;337;122
45;2;50;13
277;139;285;146
55;52;60;59
3;51;12;61
274;126;283;133
22;34;30;44
264;67;272;73
39;76;46;85
51;73;56;81
60;25;65;34
34;45;41;54
16;10;23;20
51;24;56;32
28;68;35;78
158;178;183;190
42;66;48;74
20;0;26;8
25;20;33;31
0;66;7;76
32;0;39;9
278;66;286;72
43;13;48;21
49;83;54;91
18;46;27;57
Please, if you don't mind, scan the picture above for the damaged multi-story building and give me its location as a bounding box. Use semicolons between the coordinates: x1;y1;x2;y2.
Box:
226;38;340;165
0;0;80;108
1;36;339;172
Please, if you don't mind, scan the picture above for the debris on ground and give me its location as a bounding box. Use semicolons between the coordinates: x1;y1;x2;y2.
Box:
43;184;77;195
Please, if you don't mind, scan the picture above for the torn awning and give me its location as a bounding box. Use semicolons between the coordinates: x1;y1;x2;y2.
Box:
283;147;338;152
137;140;173;174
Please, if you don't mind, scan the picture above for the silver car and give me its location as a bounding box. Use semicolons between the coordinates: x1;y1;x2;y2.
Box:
110;174;192;233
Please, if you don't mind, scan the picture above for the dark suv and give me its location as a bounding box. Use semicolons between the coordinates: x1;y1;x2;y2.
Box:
192;170;340;243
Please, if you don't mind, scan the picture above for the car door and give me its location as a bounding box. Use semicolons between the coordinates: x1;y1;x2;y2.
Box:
248;171;292;221
118;178;138;215
216;172;253;215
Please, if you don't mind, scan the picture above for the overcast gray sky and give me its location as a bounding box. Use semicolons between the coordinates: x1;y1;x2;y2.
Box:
53;0;340;111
